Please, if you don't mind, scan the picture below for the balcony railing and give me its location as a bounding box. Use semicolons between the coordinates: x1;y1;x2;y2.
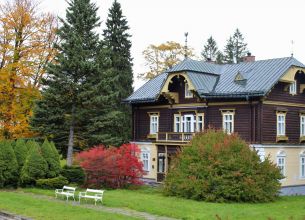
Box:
156;132;195;143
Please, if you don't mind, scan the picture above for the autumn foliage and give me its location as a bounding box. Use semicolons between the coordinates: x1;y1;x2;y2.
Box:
163;129;283;203
77;143;144;189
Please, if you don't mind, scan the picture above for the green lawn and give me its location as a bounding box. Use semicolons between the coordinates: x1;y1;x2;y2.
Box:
18;187;305;220
0;191;138;220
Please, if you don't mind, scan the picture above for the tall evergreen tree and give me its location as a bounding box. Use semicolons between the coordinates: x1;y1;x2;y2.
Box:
201;36;219;62
41;139;61;178
91;0;133;146
224;29;248;64
31;0;100;166
0;141;18;187
14;139;28;173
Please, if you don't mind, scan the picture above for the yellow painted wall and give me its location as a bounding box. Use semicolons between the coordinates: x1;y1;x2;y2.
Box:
265;147;305;186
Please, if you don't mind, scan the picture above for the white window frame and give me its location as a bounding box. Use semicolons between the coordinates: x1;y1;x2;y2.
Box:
289;80;297;95
185;82;193;98
149;114;159;135
183;114;195;132
300;115;305;137
277;150;286;177
276;112;286;136
141;148;150;172
174;114;181;132
196;113;204;132
300;151;305;179
222;111;234;134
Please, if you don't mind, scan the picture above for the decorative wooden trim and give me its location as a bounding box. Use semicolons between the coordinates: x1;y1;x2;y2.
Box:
263;101;305;108
139;103;207;110
220;108;236;113
300;136;305;143
208;101;258;106
276;136;289;142
147;112;160;116
161;72;196;93
147;134;157;139
279;66;305;83
300;84;305;93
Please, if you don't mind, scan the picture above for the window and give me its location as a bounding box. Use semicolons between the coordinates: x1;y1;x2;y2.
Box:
222;112;234;134
183;115;195;132
277;113;286;136
289;80;297;95
174;114;180;132
185;82;193;98
300;151;305;179
196;113;204;132
141;149;150;172
277;150;286;176
301;115;305;137
150;114;159;134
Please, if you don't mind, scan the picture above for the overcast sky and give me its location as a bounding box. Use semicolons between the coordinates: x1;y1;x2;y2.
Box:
33;0;305;89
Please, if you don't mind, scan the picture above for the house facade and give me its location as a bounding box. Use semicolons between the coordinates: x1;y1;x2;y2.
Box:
125;55;305;193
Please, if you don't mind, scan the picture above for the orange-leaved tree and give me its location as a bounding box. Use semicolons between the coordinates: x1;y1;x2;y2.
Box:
0;0;58;139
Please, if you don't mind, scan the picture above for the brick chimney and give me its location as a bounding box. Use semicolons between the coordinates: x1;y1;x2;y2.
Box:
242;52;255;62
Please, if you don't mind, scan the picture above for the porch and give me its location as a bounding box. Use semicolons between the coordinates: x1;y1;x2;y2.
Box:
156;132;195;143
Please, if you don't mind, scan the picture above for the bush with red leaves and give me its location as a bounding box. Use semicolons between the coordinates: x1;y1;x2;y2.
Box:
76;143;144;189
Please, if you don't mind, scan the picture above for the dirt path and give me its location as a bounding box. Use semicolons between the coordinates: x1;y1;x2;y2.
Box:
21;192;178;220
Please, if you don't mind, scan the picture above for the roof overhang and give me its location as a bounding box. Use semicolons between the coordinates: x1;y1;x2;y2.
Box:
279;66;305;83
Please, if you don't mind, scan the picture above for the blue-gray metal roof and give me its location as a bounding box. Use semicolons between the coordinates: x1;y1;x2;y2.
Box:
125;57;305;103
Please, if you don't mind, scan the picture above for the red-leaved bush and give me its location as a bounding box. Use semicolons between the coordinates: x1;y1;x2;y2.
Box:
76;143;144;189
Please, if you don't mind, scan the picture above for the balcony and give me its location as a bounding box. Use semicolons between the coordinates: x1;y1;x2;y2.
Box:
156;132;195;143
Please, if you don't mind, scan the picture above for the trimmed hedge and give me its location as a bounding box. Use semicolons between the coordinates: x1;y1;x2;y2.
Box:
36;176;68;189
163;129;283;203
0;141;18;188
41;139;61;178
61;166;85;185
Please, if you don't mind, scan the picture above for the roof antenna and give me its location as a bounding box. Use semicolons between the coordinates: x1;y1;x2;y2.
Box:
184;32;188;59
291;40;294;57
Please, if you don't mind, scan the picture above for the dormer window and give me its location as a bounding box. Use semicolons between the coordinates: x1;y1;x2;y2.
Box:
185;82;193;98
289;80;297;95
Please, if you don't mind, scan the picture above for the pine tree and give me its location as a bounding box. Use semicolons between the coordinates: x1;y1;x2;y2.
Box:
224;29;248;64
20;141;48;185
98;0;133;146
201;36;219;62
41;139;61;178
14;139;28;172
0;140;18;187
31;0;101;166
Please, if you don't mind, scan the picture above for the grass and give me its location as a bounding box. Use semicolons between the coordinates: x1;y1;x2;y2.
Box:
0;190;138;220
19;187;305;220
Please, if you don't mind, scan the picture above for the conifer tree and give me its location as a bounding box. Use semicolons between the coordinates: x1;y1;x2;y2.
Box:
201;36;219;62
31;0;100;166
224;29;248;64
0;141;18;187
41;139;61;178
20;141;48;185
14;139;28;172
98;0;133;146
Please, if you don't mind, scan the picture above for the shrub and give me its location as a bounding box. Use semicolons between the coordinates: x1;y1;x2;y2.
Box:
163;129;283;203
77;143;144;189
14;139;28;172
60;166;85;185
0;140;18;188
20;141;48;186
41;139;61;178
36;176;68;189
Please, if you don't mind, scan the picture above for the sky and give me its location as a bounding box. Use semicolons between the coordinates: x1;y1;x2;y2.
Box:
32;0;305;89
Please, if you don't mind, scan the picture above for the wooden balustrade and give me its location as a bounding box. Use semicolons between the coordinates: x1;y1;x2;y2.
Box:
156;132;195;142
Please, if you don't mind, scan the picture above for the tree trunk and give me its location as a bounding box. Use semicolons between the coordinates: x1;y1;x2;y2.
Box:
67;104;75;166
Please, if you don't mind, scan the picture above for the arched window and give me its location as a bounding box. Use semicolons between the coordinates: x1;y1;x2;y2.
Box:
300;150;305;178
277;150;286;176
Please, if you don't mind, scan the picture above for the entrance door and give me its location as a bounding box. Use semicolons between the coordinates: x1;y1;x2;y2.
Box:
184;115;194;132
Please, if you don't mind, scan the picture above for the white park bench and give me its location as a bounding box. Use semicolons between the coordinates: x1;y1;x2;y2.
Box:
55;186;76;201
79;188;104;205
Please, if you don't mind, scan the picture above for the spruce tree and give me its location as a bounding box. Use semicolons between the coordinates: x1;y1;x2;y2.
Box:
0;141;18;187
20;141;48;185
201;36;219;62
224;29;248;64
98;0;133;146
41;139;61;178
31;0;101;166
14;139;28;173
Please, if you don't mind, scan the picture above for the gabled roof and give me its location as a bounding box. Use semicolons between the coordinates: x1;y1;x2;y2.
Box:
124;57;305;103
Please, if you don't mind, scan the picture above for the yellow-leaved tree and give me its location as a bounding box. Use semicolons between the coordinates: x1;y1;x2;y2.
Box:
139;41;195;80
0;0;57;139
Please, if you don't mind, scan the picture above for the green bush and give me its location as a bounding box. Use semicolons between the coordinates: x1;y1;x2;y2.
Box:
41;139;61;178
36;176;68;189
20;141;48;186
0;140;18;188
14;139;28;172
163;129;283;203
61;165;85;185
